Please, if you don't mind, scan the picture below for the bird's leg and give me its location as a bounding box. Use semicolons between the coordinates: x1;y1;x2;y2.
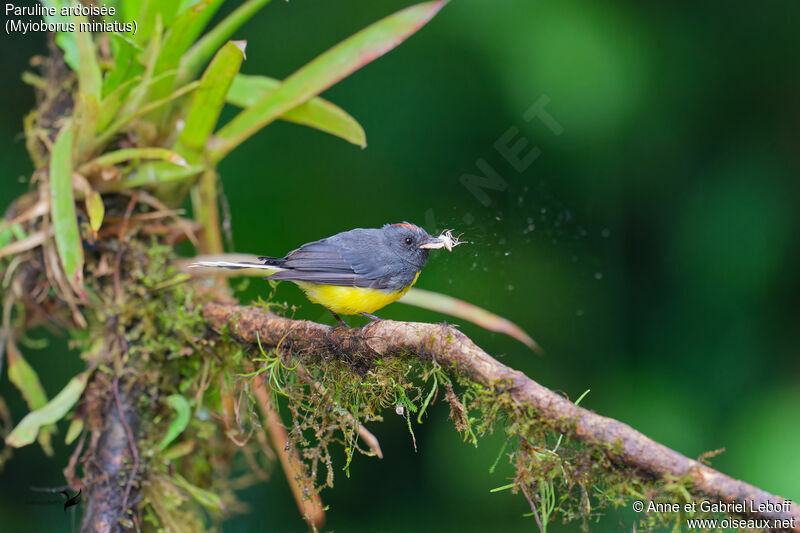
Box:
324;310;349;344
359;313;384;336
330;310;349;328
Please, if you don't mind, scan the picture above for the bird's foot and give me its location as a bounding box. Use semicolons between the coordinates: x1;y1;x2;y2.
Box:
359;313;384;336
324;310;351;343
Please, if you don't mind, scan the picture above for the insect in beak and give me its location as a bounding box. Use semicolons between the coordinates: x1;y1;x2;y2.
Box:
419;230;467;252
419;239;448;251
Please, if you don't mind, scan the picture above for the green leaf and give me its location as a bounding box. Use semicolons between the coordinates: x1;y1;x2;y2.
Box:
49;123;84;295
208;1;447;162
172;473;225;511
65;417;84;445
400;288;541;353
85;191;105;233
177;0;206;15
74;93;100;162
177;40;246;152
159;0;225;72
6;371;90;448
102;33;142;97
180;0;272;82
97;79;201;147
158;394;191;450
145;0;226;120
121;0;142;23
99;162;204;192
75;16;102;100
227;74;366;147
98;75;140;132
42;0;79;71
6;344;48;415
116;15;163;123
81;148;189;171
70;173;104;233
134;0;178;42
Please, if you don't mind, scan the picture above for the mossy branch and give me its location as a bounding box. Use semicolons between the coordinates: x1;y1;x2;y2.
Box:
202;302;800;532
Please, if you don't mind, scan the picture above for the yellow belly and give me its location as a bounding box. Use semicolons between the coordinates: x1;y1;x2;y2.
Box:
295;273;419;315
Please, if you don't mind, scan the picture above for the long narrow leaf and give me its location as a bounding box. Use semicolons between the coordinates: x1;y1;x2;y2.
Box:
208;1;447;162
177;41;246;152
121;0;142;23
6;371;90;448
73;14;102;160
70;174;105;233
161;0;227;72
400;288;541;352
158;394;191;450
146;0;226;120
102;34;142;97
99;163;204;192
134;0;177;42
97;75;141;132
6;341;55;455
75;16;102;100
42;0;79;71
117;15;163;122
81;148;189;172
172;473;225;511
227;74;366;147
97;80;200;146
49;124;84;295
180;0;272;82
6;342;49;416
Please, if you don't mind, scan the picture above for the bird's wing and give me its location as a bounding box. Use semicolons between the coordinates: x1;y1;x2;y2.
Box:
269;230;395;289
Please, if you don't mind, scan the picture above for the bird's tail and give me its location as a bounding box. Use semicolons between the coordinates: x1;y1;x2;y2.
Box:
188;257;284;276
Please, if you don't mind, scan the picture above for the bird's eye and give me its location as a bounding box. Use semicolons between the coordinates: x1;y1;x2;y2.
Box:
404;237;413;246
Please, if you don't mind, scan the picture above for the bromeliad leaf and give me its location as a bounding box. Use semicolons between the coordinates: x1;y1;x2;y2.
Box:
227;74;366;148
102;34;142;98
6;371;90;448
41;0;79;71
400;288;541;353
70;173;105;233
98;161;204;192
177;40;246;153
75;15;102;100
208;0;448;162
145;0;226;121
158;394;191;450
49;123;85;296
180;0;272;82
172;473;225;511
133;0;178;42
80;148;189;172
6;342;48;415
85;191;105;233
6;341;56;455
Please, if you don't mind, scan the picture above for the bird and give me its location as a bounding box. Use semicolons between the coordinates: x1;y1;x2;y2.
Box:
190;223;462;326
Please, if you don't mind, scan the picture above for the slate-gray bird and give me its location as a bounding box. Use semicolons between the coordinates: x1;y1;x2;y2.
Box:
190;223;463;325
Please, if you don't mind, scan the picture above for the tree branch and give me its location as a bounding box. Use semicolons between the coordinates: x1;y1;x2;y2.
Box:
81;373;141;533
203;302;799;532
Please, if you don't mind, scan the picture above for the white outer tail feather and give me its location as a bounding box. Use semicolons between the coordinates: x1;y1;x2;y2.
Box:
188;260;283;272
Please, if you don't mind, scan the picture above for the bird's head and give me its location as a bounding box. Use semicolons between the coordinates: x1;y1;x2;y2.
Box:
382;222;465;269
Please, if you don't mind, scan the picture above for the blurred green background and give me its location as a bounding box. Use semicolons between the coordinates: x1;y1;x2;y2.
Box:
1;0;799;531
